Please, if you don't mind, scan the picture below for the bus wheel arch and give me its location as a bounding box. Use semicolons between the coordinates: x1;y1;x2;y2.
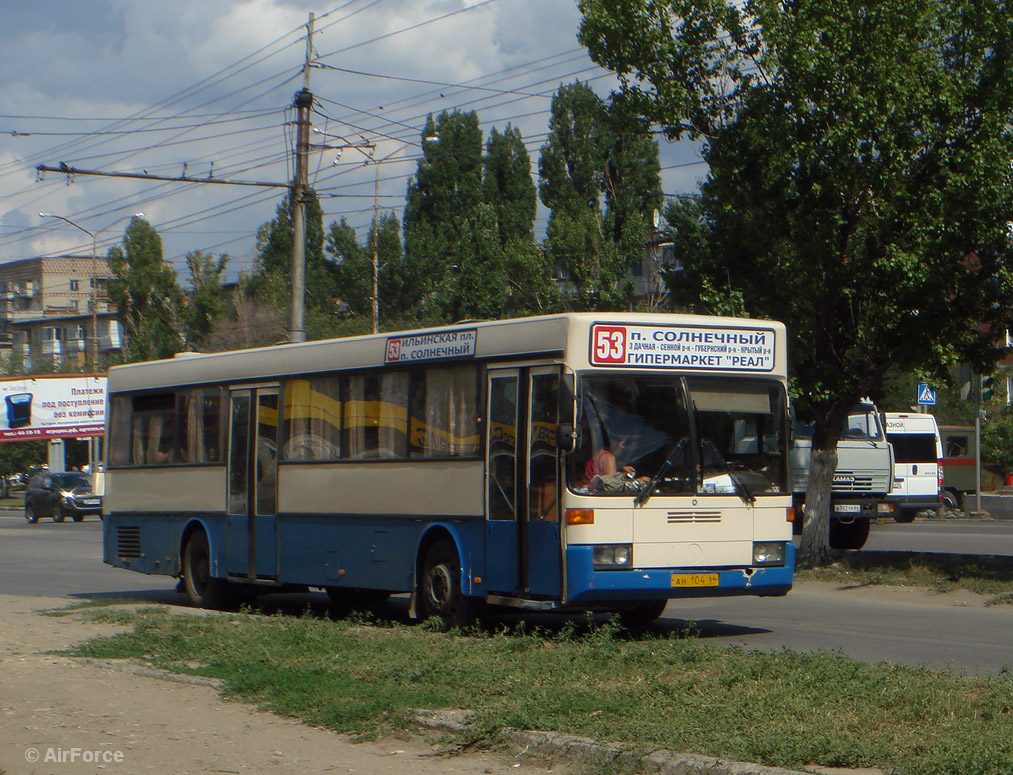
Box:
414;529;479;629
180;521;233;610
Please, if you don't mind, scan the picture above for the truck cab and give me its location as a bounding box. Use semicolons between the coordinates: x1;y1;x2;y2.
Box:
790;401;895;549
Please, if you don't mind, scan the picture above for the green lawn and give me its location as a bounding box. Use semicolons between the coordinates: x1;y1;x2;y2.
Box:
61;601;1013;775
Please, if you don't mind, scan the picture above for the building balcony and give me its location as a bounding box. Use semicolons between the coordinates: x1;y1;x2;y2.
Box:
64;338;85;354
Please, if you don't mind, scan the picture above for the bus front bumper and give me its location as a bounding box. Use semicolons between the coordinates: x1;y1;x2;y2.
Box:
564;542;794;605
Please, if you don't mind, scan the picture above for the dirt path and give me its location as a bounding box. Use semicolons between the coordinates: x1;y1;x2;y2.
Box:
0;595;556;775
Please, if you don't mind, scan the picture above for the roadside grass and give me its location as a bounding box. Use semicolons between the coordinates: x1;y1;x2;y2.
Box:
63;604;1013;775
796;551;1013;603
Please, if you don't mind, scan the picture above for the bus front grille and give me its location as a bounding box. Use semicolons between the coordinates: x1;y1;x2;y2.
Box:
117;526;142;558
666;510;722;524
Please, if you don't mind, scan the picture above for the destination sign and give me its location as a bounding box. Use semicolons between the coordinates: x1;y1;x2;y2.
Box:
589;323;776;372
384;328;477;363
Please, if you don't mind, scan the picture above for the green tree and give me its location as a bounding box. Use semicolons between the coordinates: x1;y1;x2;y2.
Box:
484;124;537;247
484;124;560;314
105;217;185;362
0;441;46;496
327;217;370;318
182;250;228;350
981;410;1013;474
580;0;1013;565
404;111;494;320
539;83;618;309
539;82;662;310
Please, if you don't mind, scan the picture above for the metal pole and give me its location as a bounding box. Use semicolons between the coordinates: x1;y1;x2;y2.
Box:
288;13;314;344
90;234;98;371
371;161;380;335
975;374;983;514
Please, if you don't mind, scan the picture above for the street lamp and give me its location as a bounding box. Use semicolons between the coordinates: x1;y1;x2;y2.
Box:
39;211;144;371
39;213;98;371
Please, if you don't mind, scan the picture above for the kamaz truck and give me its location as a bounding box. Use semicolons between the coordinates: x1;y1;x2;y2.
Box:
791;401;895;549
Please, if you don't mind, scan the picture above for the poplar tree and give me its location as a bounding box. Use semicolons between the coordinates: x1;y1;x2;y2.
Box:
403;111;488;320
182;250;228;350
105;216;185;362
539;82;662;310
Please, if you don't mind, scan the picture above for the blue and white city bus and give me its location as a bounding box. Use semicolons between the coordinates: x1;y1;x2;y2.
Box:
103;313;794;626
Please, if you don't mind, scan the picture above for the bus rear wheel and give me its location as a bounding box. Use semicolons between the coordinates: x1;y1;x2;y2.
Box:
182;530;233;609
419;541;478;630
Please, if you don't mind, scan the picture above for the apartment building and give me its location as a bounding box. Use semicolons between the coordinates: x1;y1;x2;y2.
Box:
0;256;121;370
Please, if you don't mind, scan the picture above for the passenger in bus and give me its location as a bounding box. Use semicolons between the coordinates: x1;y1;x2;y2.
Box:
585;436;649;493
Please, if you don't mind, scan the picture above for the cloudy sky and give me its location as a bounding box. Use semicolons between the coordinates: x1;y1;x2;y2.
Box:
0;0;704;280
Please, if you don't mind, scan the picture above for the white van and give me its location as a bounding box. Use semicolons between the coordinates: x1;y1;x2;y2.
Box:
884;412;943;521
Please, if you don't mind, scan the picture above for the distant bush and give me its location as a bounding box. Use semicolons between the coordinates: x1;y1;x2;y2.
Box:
981;411;1013;472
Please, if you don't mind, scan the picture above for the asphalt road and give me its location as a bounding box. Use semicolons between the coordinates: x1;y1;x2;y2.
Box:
1;513;1011;675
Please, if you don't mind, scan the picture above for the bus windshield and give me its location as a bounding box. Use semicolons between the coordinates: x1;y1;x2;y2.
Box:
569;375;787;498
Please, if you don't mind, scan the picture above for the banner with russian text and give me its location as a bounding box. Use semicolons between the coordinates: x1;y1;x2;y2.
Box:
589;323;776;372
0;375;106;441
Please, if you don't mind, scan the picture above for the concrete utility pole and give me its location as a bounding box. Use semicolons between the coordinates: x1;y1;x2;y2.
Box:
288;12;315;344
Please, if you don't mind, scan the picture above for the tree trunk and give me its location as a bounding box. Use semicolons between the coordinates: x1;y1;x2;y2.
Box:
796;444;838;569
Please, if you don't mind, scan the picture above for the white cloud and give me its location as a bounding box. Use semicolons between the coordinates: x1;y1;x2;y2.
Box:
0;0;701;272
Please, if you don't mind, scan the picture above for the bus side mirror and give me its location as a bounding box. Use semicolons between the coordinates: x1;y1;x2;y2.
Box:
556;423;576;452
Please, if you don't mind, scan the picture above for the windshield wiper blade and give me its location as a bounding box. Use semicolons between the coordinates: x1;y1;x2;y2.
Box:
634;436;688;508
727;470;756;506
701;439;755;506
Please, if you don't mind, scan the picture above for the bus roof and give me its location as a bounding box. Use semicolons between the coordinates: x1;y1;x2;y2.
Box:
107;312;787;394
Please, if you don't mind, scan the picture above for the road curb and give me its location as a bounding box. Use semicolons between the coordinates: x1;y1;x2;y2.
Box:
413;709;810;775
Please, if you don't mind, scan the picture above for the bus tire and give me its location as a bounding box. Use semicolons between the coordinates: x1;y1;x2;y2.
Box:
419;541;478;630
182;530;233;609
942;490;961;510
619;600;668;629
829;519;870;550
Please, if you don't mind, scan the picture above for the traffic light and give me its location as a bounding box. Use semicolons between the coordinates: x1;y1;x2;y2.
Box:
981;375;995;402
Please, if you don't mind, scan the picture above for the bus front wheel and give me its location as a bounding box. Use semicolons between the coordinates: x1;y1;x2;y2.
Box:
619;599;668;629
419;541;478;630
182;530;233;609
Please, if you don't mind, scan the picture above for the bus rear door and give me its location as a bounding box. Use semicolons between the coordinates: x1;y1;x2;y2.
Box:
226;387;279;580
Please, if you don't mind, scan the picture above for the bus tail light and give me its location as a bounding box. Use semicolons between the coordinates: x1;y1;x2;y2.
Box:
566;508;594;525
786;506;795;523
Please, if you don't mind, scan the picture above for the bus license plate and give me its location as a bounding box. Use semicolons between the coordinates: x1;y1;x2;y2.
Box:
671;573;719;588
834;504;861;513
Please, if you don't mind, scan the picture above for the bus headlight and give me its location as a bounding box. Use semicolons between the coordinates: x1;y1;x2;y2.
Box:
752;542;785;567
593;544;632;570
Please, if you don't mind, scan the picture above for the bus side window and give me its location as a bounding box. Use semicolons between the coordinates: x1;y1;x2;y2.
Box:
529;373;559;521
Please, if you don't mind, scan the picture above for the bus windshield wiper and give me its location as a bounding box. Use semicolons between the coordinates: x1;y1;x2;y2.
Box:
634;436;688;508
701;439;755;506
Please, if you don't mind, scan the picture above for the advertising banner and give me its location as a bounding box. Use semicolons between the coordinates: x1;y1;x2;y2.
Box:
0;375;106;441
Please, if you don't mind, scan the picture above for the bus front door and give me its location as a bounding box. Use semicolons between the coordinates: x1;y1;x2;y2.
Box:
226;387;279;580
485;367;562;600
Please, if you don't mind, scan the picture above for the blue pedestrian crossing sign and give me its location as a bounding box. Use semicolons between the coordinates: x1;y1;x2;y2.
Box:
917;384;936;406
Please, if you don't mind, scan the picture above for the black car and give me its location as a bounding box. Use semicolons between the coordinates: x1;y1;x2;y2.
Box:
24;472;103;523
